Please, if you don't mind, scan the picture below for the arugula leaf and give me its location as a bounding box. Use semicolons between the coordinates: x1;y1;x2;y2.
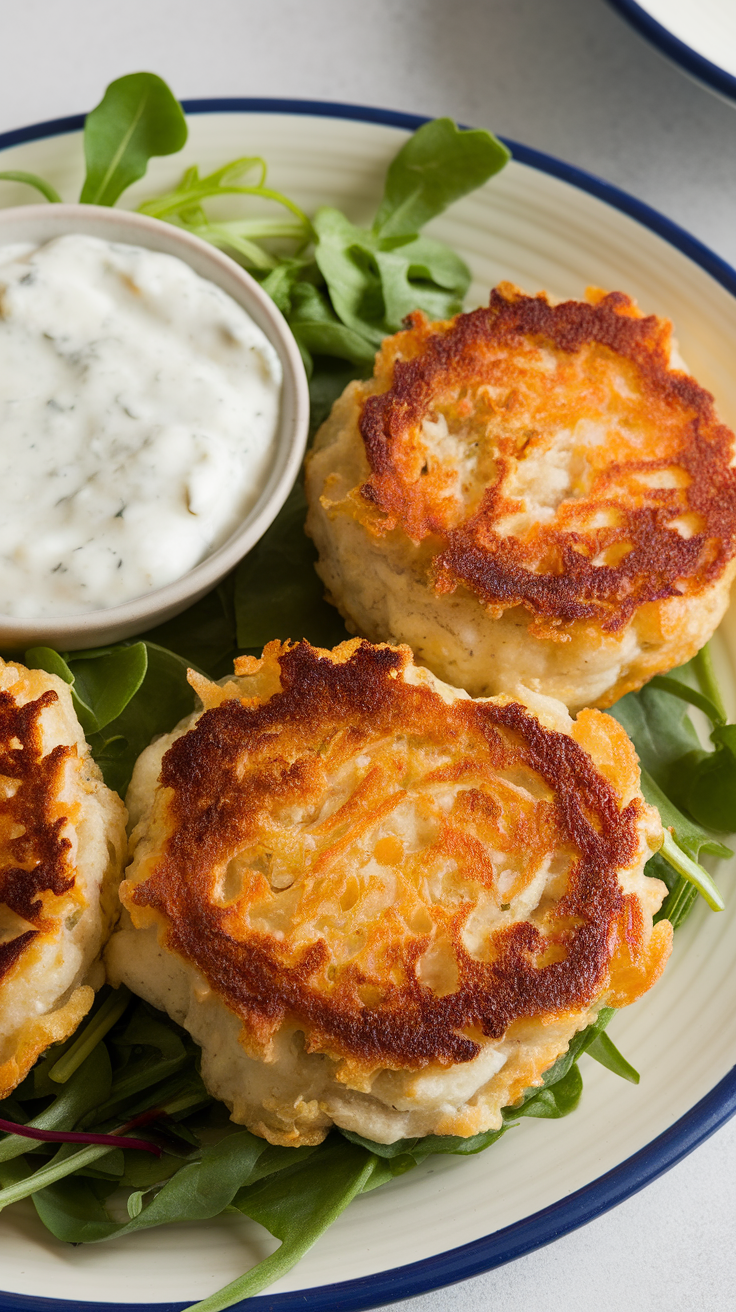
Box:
287;280;377;373
80;72;187;207
313;207;470;347
234;479;351;651
374;117;511;239
0;171;61;203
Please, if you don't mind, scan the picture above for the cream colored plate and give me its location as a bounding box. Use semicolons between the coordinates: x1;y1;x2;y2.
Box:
610;0;736;99
0;106;735;1307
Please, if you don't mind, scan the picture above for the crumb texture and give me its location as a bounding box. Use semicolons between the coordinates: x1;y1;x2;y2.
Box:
0;659;128;1097
108;639;670;1145
305;285;736;709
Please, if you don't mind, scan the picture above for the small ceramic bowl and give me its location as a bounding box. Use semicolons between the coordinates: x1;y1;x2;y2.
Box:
0;204;310;651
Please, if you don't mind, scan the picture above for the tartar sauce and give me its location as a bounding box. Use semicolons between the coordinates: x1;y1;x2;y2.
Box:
0;233;282;618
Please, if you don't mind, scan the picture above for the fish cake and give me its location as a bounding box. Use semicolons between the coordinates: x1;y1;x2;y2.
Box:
0;659;127;1098
305;284;736;710
107;639;670;1147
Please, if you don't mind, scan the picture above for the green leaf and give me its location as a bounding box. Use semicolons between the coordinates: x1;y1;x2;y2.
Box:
609;681;702;794
80;72;187;207
683;725;736;833
87;641;196;795
312;207;385;345
585;1031;640;1084
0;171;61;203
373;234;469;327
32;1130;266;1243
25;643;148;736
647;674;724;726
289;282;377;369
200;1140;376;1310
234;479;351;651
0;1044;112;1165
511;1062;583;1118
658;825;724;912
374;118;511;239
308;361;365;438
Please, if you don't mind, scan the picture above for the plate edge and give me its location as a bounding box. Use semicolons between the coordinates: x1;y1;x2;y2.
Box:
605;0;736;103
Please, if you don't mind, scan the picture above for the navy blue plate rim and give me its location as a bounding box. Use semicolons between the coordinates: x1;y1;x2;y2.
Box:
1;96;736;1312
606;0;736;104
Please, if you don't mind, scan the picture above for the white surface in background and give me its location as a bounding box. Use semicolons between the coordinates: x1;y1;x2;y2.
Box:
1;3;736;1309
635;0;736;80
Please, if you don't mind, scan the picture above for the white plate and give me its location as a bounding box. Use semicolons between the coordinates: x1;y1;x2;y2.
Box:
608;0;736;103
1;101;736;1312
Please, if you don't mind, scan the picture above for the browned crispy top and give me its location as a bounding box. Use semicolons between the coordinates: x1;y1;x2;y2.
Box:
356;286;736;633
0;689;74;985
125;640;650;1071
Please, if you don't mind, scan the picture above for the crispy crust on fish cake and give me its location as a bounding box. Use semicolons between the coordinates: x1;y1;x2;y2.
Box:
306;285;736;709
108;640;670;1145
0;660;127;1097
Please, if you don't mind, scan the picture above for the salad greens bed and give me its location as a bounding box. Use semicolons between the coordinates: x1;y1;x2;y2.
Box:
0;72;734;1308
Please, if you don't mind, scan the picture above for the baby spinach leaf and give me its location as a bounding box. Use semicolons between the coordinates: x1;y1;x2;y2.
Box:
680;723;736;833
308;360;365;438
32;1130;266;1244
585;1032;640;1084
234;479;351;651
374;117;511;239
0;171;61;203
511;1063;583;1119
25;643;148;736
205;1140;376;1310
80;72;187;207
609;682;702;794
87;641;196;795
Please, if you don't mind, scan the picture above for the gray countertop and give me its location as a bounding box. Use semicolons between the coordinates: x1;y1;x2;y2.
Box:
2;2;735;1308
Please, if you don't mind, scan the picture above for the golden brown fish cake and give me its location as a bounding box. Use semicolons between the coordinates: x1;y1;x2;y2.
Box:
0;659;127;1098
107;639;670;1146
305;284;736;710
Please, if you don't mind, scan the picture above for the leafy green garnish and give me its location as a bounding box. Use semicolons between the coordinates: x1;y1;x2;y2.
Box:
609;654;733;915
25;643;148;736
137;157;311;267
0;171;61;203
79;72;187;207
24;641;195;795
375;117;511;238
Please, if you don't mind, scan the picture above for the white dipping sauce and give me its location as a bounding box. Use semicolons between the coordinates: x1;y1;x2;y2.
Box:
0;234;282;618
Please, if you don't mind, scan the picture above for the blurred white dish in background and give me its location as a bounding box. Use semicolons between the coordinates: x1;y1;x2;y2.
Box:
609;0;736;102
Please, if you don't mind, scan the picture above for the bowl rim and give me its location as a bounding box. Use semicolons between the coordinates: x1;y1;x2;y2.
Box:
1;97;736;1312
605;0;736;105
0;202;310;647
